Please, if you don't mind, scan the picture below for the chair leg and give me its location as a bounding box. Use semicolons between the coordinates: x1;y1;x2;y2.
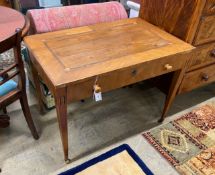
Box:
19;92;39;140
3;107;7;114
0;114;10;128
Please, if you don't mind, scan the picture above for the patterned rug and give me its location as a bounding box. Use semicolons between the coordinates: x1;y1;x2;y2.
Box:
59;144;153;175
0;44;25;71
143;105;215;175
0;49;14;71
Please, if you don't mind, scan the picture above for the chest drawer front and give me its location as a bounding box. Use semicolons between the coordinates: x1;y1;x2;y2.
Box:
188;42;215;71
204;0;215;15
194;15;215;45
67;55;187;102
179;63;215;93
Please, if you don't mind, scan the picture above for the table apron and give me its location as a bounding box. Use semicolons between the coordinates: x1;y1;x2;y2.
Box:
67;54;188;103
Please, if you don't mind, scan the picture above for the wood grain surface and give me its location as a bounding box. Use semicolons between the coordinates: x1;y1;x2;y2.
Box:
194;15;215;45
139;0;215;97
24;18;194;88
203;0;215;15
179;63;215;93
187;42;215;71
0;0;11;7
139;0;206;44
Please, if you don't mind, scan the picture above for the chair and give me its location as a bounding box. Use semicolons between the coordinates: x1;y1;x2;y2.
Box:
0;28;39;139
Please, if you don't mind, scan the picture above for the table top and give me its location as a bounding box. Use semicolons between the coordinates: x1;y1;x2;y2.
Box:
0;6;26;42
24;18;194;88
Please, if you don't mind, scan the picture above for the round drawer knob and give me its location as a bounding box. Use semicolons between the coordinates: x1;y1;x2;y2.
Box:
164;64;173;70
202;74;209;81
211;50;215;58
131;69;137;76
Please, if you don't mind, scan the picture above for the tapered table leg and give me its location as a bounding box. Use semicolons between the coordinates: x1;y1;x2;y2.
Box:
54;88;70;163
159;68;185;122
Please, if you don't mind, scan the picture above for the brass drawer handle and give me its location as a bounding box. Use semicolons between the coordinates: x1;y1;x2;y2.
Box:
211;50;215;58
202;73;209;81
164;64;173;70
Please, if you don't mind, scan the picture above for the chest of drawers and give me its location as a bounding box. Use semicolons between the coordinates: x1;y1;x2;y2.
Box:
140;0;215;94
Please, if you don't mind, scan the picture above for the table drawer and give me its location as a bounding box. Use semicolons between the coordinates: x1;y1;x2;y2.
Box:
67;54;187;102
188;42;215;71
179;63;215;93
203;0;215;15
194;15;215;45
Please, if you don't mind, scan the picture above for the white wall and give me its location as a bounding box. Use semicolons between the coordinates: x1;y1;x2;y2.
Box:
39;0;62;7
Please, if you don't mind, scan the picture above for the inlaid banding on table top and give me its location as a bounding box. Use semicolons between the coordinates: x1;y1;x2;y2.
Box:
24;18;194;86
43;23;171;71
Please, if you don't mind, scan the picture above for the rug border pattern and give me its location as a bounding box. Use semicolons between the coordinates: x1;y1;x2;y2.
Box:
59;144;154;175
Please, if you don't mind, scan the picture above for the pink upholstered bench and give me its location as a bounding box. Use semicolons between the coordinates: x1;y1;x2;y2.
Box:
25;2;128;109
27;2;128;34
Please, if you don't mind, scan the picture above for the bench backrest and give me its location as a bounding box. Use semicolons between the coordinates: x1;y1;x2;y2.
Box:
27;2;128;34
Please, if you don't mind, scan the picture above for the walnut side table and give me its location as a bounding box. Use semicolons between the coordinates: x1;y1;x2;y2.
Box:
24;18;194;162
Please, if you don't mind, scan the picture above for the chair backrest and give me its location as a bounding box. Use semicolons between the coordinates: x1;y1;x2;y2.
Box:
27;2;128;34
0;29;26;92
18;0;40;14
18;0;40;8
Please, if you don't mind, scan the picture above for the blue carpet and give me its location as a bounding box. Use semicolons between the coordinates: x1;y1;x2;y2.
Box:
59;144;153;175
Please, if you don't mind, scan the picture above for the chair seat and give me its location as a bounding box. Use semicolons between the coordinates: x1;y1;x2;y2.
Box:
0;77;17;97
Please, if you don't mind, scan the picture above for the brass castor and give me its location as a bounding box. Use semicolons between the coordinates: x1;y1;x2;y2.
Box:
65;159;71;164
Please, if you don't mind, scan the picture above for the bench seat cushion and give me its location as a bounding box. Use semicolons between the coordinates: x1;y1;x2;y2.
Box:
27;2;128;34
0;77;17;97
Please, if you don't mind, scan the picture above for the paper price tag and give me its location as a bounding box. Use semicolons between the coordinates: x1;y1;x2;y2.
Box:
94;91;102;102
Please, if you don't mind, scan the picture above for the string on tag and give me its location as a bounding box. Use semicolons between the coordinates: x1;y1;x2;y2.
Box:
93;76;102;102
